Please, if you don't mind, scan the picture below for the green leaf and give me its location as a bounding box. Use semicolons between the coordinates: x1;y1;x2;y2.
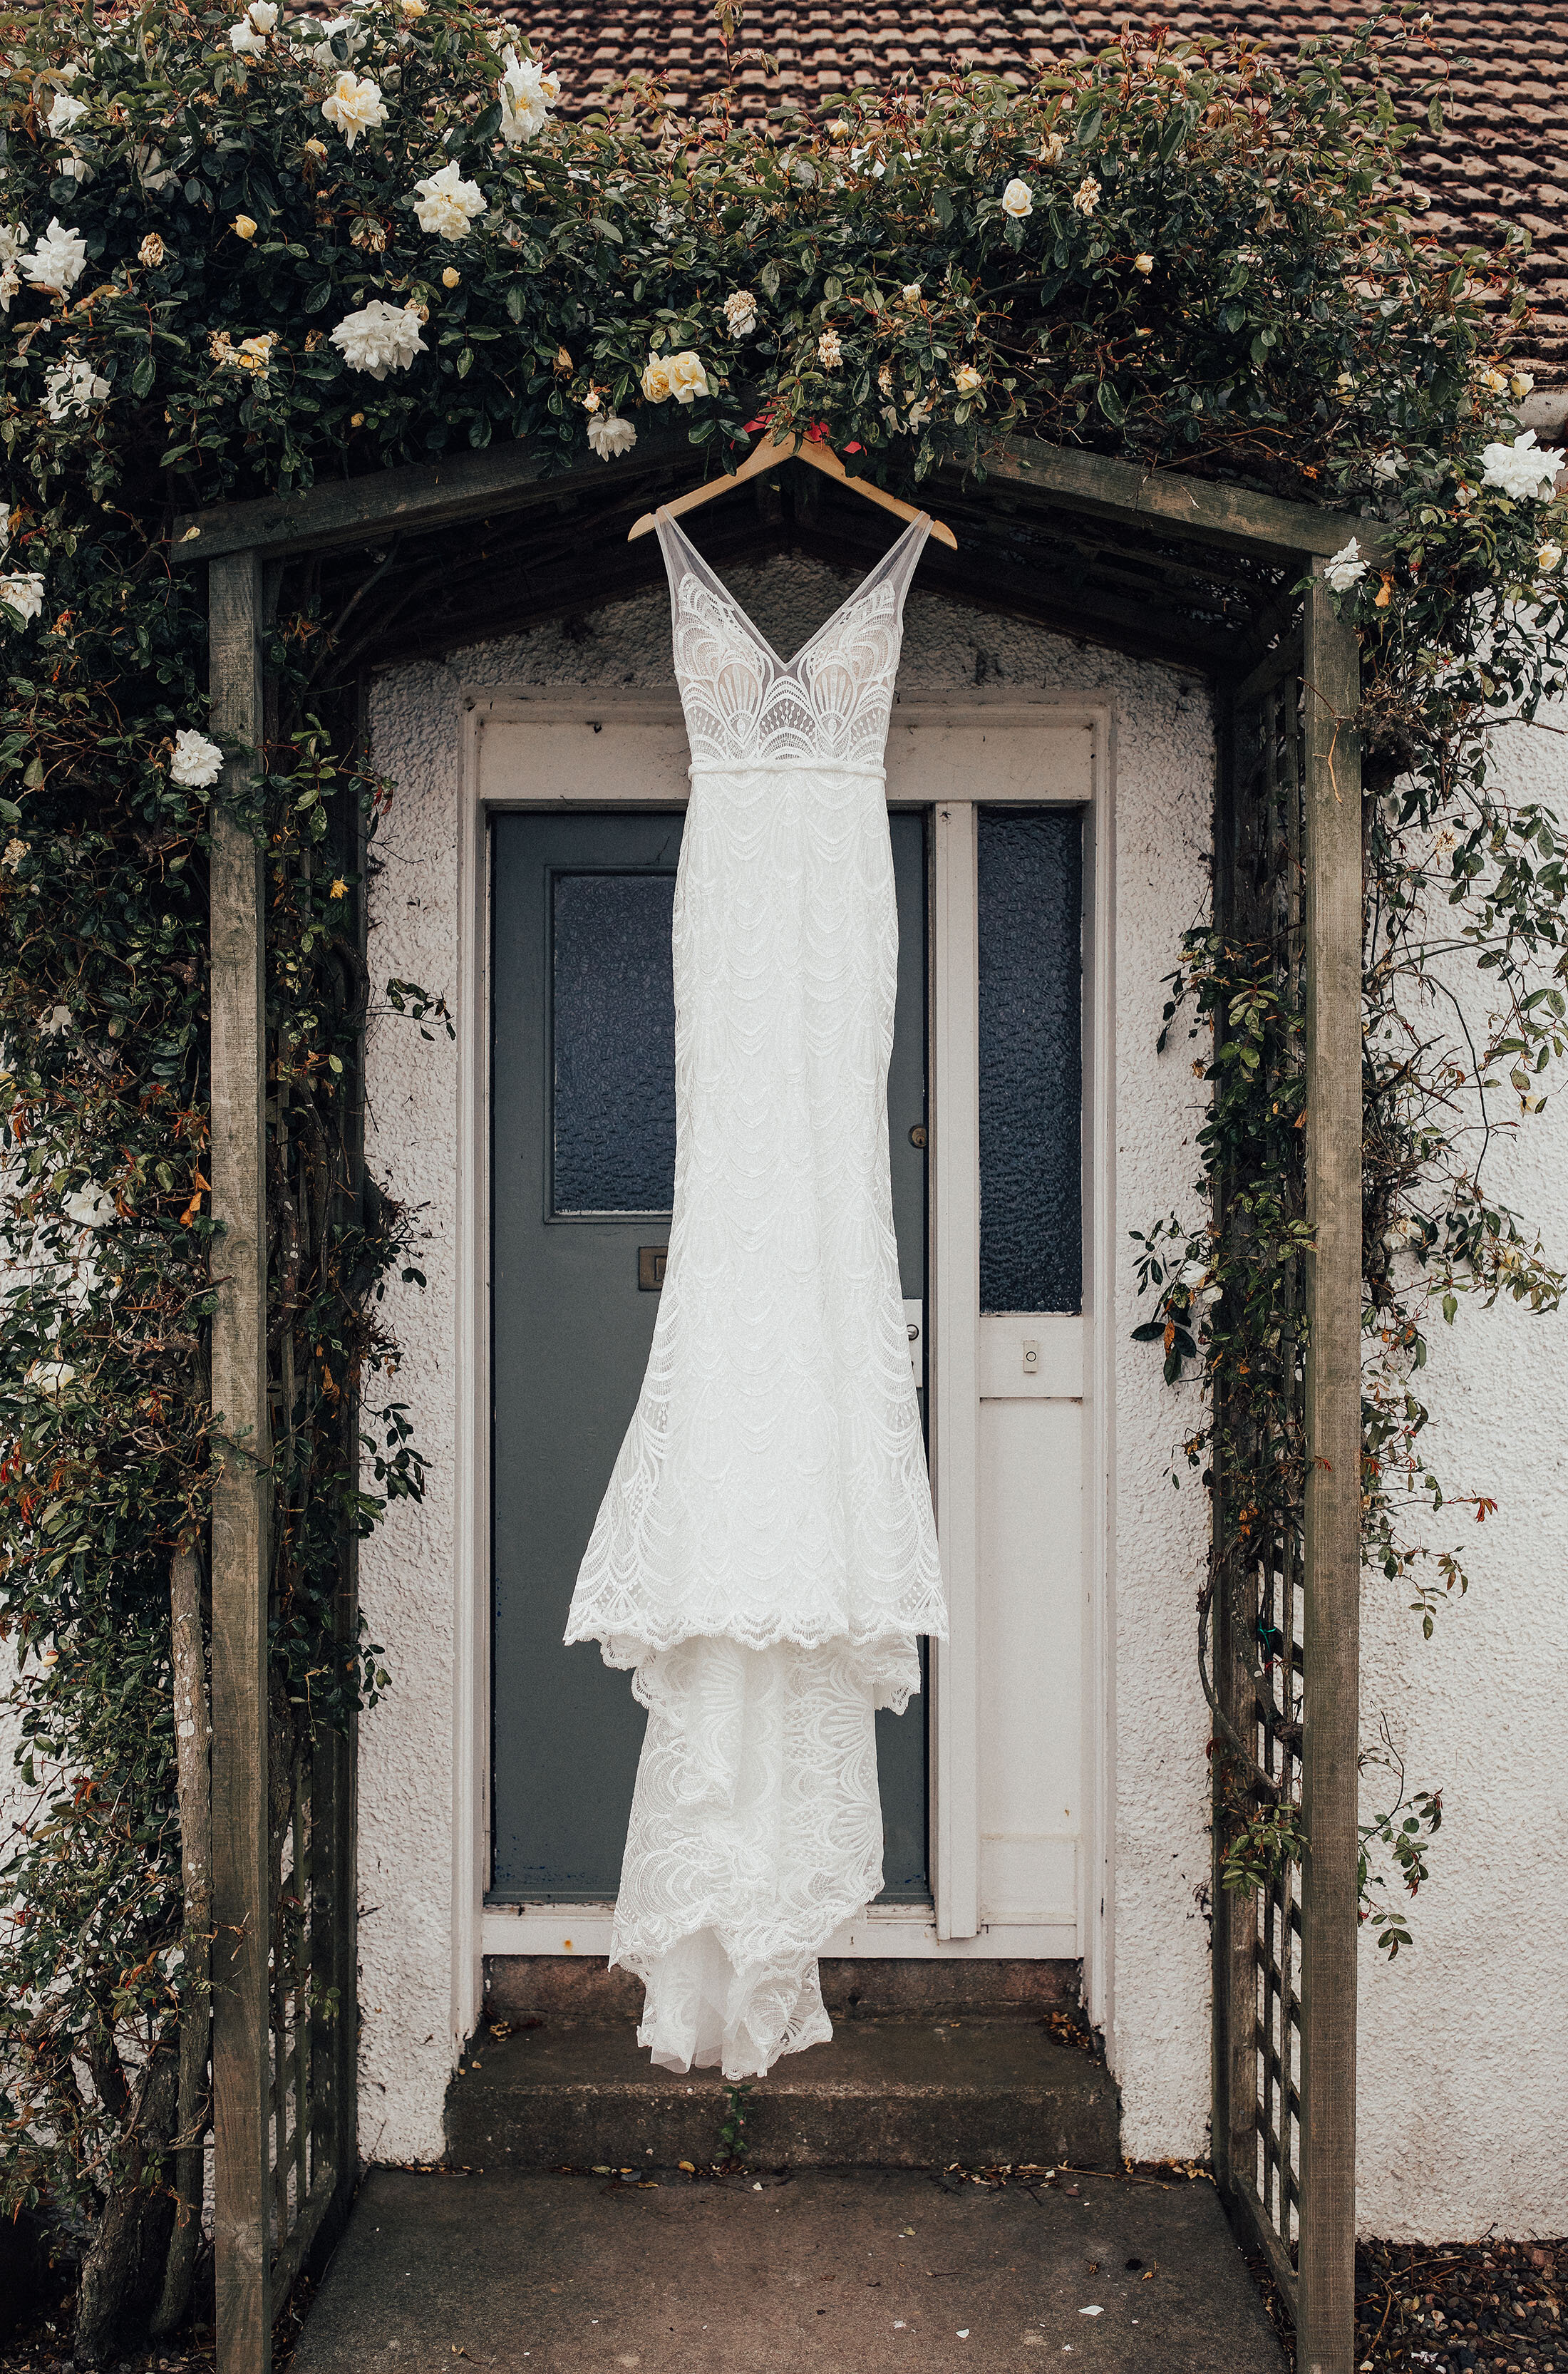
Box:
302;283;334;314
1095;379;1125;425
505;282;527;324
130;353;156;399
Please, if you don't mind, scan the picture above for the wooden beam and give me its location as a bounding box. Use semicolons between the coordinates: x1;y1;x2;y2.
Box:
172;427;699;563
207;549;272;2374
175;427;1375;570
1229;632;1306;716
1296;564;1362;2374
978;440;1381;566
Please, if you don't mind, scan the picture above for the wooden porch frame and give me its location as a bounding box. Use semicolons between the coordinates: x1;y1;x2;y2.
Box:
179;433;1363;2374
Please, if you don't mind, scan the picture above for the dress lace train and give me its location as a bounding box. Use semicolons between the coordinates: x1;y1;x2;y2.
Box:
564;510;946;2081
614;1632;919;2076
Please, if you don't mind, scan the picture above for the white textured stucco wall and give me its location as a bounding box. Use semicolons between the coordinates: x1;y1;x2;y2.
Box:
360;551;1568;2239
1353;701;1568;2239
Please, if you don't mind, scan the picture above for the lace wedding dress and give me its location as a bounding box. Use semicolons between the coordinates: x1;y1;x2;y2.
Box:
564;507;947;2080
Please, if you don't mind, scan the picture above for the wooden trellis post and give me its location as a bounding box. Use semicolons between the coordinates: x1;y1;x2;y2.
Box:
207;548;273;2374
1296;565;1363;2374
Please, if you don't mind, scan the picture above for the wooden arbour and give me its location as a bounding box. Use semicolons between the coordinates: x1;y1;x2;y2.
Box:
175;430;1365;2374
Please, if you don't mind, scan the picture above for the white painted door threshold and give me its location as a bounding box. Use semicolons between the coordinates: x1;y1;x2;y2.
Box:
481;1905;1078;1960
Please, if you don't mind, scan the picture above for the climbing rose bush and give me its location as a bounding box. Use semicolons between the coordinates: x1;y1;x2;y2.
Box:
0;0;1565;2350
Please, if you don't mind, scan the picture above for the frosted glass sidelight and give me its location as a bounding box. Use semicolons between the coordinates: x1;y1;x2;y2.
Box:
552;870;678;1214
977;808;1083;1313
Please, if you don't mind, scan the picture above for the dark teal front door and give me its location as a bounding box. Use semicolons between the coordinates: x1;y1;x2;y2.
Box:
490;808;929;1902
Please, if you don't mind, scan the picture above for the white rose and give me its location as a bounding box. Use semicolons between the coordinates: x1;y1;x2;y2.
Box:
1071;174;1101;217
817;329;842;370
64;1183;118;1229
413;159;484;240
309;13;369;65
1538;542;1563;574
901;282;922;302
498;47;559;145
30;1360;76;1398
247;1;279;26
1371;453;1405;484
0;573;45;625
229;19;267;53
46;91;88;136
723;288;757;339
666;351;708;404
43;356;110;422
1324;537;1366;595
170;728;224;788
587;413;636;460
1001;177;1033;220
321;71;386;149
954;363;982;397
640;353;673;403
21;218;88;294
40;1003;73;1037
1134;252;1153;274
1509;370;1535;401
329;296;427;380
1040;133;1065;165
1479;366;1508;396
1480;429;1564;502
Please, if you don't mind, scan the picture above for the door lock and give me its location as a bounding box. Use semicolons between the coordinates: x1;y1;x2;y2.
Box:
637;1245;668;1291
908;1123;927;1150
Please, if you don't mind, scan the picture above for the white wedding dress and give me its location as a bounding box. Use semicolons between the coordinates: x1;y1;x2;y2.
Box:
564;508;947;2080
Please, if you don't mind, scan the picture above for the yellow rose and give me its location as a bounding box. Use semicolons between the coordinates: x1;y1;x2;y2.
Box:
442;267;460;288
666;350;709;405
640;353;673;403
233;215;257;241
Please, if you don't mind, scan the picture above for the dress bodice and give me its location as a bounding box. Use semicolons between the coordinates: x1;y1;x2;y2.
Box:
655;508;932;778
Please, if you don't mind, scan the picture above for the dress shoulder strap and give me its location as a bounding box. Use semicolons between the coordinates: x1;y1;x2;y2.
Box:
862;512;932;624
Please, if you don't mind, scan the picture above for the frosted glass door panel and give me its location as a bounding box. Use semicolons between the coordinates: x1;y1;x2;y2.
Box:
976;808;1083;1313
552;871;678;1215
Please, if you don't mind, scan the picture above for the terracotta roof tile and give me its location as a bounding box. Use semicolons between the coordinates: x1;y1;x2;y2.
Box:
485;0;1564;380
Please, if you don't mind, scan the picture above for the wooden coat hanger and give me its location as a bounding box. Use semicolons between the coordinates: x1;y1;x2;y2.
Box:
627;425;958;550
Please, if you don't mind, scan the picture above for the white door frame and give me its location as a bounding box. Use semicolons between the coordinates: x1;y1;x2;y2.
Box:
450;688;1118;2052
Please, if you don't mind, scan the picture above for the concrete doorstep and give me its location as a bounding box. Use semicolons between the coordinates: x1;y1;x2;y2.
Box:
290;2164;1288;2374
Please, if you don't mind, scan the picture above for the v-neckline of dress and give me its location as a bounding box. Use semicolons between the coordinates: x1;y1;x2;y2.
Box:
659;506;930;676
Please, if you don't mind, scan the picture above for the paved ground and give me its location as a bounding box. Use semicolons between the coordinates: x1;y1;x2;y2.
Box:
291;2164;1287;2374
